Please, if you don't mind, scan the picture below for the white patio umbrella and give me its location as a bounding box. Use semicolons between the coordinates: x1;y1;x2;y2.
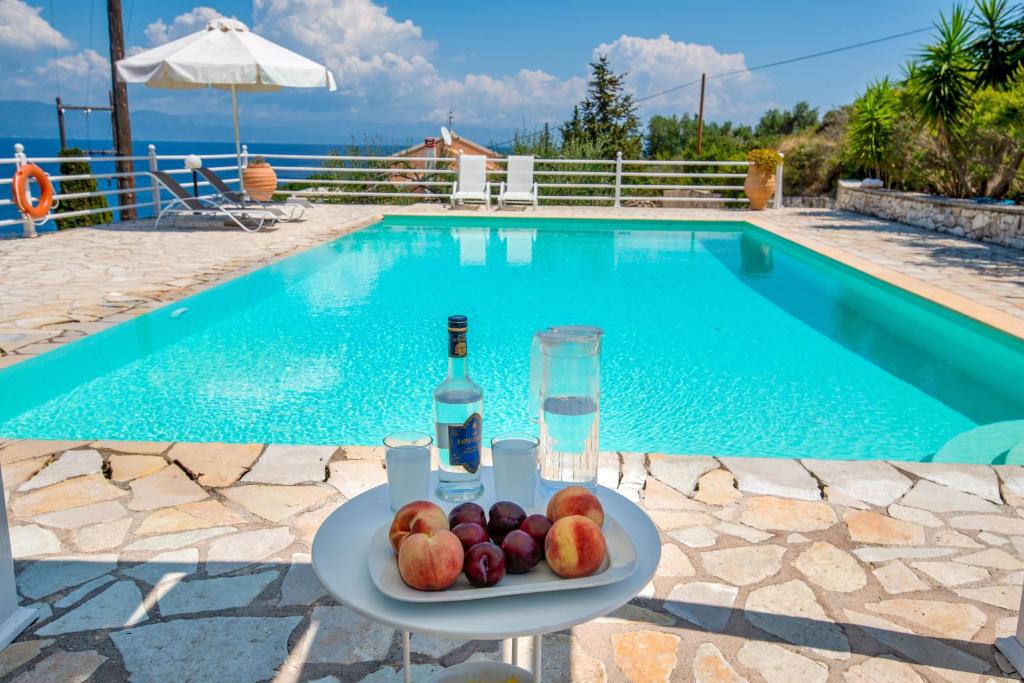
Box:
116;17;336;191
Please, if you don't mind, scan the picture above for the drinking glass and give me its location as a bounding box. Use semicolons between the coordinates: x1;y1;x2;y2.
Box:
384;432;432;511
491;432;539;506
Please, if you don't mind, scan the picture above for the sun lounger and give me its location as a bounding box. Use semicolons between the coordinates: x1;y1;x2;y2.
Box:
451;154;491;208
498;155;538;209
196;167;305;221
150;171;277;232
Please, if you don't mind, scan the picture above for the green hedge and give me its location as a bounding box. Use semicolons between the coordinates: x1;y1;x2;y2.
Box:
55;147;112;229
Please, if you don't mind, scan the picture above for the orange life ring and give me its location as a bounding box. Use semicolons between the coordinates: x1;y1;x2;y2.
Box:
11;164;53;220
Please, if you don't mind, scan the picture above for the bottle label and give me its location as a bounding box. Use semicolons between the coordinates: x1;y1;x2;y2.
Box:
447;413;481;473
448;329;467;358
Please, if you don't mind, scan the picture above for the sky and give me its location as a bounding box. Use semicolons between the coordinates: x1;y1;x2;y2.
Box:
1;0;953;143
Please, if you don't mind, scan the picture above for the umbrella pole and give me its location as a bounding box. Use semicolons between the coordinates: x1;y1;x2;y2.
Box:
232;84;244;197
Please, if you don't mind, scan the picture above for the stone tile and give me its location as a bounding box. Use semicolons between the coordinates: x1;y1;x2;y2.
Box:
642;477;708;511
169;442;264;487
955;584;1022;610
899;480;1000;513
995;466;1024;499
740;496;836;532
978;531;1008;546
596;603;675;627
597;453;619;489
74;516;132;552
737;641;826;683
279;553;328;606
356;666;443;683
32;500;128;530
744;579;850;660
668;526;717;548
618;451;647;502
12;475;128;517
845;510;925;545
10;524;61;557
93;440;171;454
648;454;718;496
866;598;987;640
128;464;208;511
894;462;1002;503
19;449;102;492
845;609;989;682
17;554;118;600
409;634;467;658
0;440;88;465
950;514;1024;536
2;457;50;494
824;486;871;509
843;656;925;683
874;561;929;594
611;630;680;682
721;457;820;500
10;650;105;683
792;541;867;593
302;606;394;664
693;642;748;683
787;533;810;543
122;548;199;585
53;575;115;609
109;454;167;482
158;570;278;616
327;458;387;499
0;639;52;678
289;502;343;546
888;504;943;528
648;510;715;529
694;468;743;506
205;527;293;576
714;521;772;542
111;616;301;682
656;543;695;578
136;500;247;535
541;633;608;682
221;484;332;523
912;561;990;587
37;580;148;635
340;445;384;460
854;547;954;563
664;581;738;632
242;444;334;485
700;545;786;586
955;548;1024;570
934;529;984;549
802;459;912;507
124;526;236;552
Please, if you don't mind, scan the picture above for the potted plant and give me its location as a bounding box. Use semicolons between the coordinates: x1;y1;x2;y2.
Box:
242;156;278;201
744;148;783;210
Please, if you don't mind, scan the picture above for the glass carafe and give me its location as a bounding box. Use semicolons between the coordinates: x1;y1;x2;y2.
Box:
529;326;602;492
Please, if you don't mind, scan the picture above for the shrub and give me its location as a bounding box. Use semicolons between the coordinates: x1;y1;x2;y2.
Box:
55;147;112;229
746;148;783;172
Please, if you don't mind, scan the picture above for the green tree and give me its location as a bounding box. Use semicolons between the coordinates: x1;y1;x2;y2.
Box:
755;101;820;137
968;0;1024;89
560;54;643;157
55;147;111;229
846;78;901;182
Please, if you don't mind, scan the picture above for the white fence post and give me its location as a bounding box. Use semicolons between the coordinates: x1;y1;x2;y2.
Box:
774;152;785;209
239;144;249;196
13;143;36;239
147;144;160;215
614;151;623;208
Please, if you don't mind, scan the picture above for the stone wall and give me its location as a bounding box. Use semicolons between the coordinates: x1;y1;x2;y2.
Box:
836;180;1024;250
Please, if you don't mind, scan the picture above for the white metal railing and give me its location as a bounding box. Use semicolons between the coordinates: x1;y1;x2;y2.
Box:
1;142;785;237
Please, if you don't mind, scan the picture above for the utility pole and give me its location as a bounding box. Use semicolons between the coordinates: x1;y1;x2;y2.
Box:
106;0;136;220
55;97;66;151
696;73;706;156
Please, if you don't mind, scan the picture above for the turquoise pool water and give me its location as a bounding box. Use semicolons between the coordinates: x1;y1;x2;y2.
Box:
2;216;1024;462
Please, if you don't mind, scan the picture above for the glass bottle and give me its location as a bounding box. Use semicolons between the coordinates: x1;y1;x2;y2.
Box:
434;315;484;501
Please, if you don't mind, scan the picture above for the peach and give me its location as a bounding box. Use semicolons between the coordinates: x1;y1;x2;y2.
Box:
397;529;464;591
544;515;606;579
389;501;449;553
546;486;604;528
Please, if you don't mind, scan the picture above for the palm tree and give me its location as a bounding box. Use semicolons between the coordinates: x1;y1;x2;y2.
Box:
969;0;1024;89
847;79;900;183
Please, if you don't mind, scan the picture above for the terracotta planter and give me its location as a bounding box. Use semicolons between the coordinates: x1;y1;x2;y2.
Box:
744;167;776;210
243;163;278;201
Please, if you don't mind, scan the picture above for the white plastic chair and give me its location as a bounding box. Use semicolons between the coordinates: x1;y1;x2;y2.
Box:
451;154;491;208
498;155;538;209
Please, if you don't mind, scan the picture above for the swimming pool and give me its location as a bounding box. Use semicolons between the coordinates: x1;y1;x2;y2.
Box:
2;216;1023;463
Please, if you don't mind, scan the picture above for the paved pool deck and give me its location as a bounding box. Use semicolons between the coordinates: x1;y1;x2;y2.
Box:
0;204;1023;681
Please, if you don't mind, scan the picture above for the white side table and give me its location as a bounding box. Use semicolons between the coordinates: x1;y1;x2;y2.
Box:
312;468;660;682
0;466;38;648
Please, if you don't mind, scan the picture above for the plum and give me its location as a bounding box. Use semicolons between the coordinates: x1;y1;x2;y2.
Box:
448;502;486;528
487;501;526;544
464;542;506;587
501;530;542;574
519;514;553;556
451;522;489;552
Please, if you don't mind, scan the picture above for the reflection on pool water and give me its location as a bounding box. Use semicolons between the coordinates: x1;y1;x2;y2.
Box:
1;216;1023;463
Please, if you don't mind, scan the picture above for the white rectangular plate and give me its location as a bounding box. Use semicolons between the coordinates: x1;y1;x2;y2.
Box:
368;515;638;603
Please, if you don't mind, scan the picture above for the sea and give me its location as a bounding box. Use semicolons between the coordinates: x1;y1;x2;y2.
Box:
0;137;398;236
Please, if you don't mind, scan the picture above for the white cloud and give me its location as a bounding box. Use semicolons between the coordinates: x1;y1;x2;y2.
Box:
0;0;70;52
144;6;227;46
10;49;109;101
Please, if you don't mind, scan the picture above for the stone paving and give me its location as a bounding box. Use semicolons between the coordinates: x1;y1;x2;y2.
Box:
0;440;1022;681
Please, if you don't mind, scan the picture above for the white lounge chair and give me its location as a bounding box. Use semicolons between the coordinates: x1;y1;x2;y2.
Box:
150;171;277;232
451;155;491;208
498;155;538;209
